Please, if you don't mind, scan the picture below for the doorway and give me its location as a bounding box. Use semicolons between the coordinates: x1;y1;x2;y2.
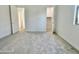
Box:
46;7;55;33
17;8;25;32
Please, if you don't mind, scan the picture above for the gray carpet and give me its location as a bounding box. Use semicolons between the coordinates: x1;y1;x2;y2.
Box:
0;32;67;54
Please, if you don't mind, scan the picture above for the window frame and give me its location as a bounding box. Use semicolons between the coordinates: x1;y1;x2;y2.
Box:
73;5;79;25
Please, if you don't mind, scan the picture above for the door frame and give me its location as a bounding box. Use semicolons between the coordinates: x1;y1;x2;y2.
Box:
9;5;13;34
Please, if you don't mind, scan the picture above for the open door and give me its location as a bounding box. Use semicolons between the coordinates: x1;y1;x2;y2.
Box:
10;6;19;34
17;8;25;32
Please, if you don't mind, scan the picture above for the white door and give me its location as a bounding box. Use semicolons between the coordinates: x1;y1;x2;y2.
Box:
10;6;19;34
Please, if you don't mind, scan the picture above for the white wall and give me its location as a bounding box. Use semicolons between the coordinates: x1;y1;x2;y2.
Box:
25;6;47;32
55;5;79;50
11;6;19;33
0;6;11;39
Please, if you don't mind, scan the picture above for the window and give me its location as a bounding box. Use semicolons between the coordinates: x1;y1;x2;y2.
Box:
74;5;79;25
